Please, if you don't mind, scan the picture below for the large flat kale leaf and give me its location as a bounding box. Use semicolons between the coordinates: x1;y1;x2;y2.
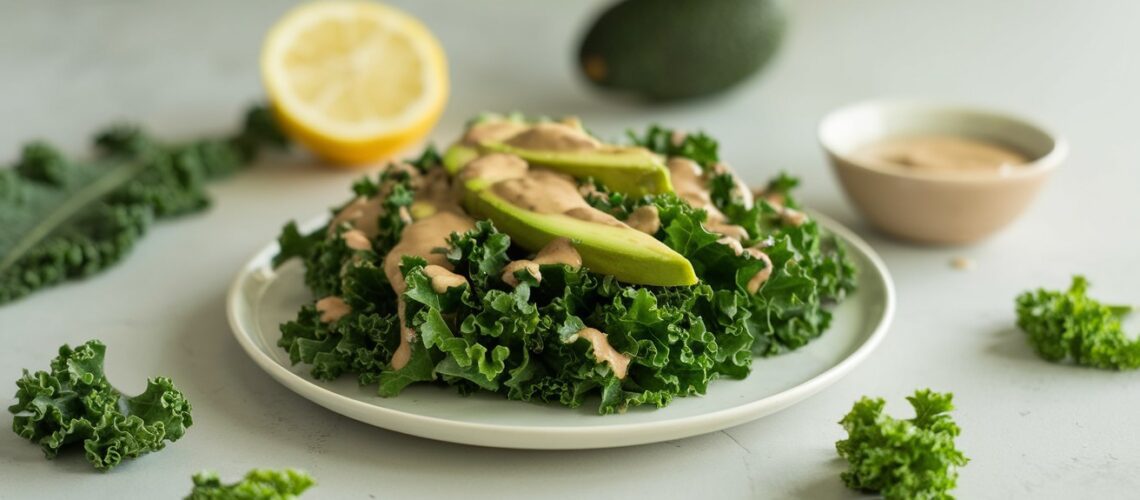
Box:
0;106;286;305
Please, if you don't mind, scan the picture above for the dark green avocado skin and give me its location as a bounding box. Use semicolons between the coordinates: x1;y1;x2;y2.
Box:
578;0;786;102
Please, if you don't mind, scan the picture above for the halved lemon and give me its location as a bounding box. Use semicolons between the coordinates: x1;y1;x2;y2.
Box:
261;1;449;165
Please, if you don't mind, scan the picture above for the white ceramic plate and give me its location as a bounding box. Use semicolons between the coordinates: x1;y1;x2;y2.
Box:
227;212;894;449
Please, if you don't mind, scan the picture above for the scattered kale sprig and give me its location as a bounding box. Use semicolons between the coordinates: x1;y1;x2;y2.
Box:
1016;276;1138;369
186;469;315;500
837;390;968;499
8;340;193;471
0;105;286;305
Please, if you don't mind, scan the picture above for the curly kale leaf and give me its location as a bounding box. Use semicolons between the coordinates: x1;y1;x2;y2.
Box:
8;340;193;471
272;157;419;296
627;125;719;168
1016;276;1138;369
273;151;453;395
0;105;286;305
406;144;443;172
627;124;745;216
278;261;401;385
837;390;968;499
392;222;756;414
586;182;856;356
280;215;759;414
186;469;315;500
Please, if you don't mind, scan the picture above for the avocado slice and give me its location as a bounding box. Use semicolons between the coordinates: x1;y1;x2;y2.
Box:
443;144;479;174
447;117;673;195
479;141;673;196
460;155;696;287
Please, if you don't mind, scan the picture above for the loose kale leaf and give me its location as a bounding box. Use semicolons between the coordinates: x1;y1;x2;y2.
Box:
186;469;315;500
8;340;193;471
836;389;968;499
1016;275;1138;369
0;105;286;305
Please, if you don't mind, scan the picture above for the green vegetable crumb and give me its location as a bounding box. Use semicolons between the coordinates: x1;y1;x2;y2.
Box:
186;469;315;500
1016;275;1138;369
8;340;193;471
836;389;968;499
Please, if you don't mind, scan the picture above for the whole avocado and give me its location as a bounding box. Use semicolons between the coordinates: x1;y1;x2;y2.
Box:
578;0;786;102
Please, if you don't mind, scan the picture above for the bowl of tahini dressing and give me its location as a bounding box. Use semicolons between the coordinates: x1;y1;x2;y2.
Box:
819;100;1067;245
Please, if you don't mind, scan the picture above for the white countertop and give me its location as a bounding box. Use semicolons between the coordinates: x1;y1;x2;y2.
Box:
3;1;1139;498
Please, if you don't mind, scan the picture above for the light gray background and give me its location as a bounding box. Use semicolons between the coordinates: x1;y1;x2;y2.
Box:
2;1;1138;498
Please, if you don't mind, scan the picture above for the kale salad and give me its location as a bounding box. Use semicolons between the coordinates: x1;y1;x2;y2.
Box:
272;115;856;414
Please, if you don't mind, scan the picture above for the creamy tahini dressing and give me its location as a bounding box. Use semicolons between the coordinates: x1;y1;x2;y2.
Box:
503;122;601;151
668;157;750;240
569;327;631;379
460;153;528;185
717;236;745;256
328;163;425;238
717;237;773;294
754;188;786;207
341;229;372;251
626;205;661;235
380;213;474;292
668;157;715;211
385;210;475;370
422;264;468;294
853;135;1028;174
778;206;807;227
668;157;780;294
501;237;583;287
328;197;384;238
316;296;351;323
745;249;773;294
491;169;624;227
500;260;541;288
706;221;749;240
378;168;476;370
462;120;530;146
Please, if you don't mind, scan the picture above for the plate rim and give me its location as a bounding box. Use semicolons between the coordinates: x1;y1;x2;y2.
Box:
226;211;895;449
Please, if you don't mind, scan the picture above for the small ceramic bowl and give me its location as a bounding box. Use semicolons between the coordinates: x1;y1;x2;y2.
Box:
819;100;1067;245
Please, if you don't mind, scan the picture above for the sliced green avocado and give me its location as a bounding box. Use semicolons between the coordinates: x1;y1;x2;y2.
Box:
443;144;479;174
478;142;673;196
462;175;696;287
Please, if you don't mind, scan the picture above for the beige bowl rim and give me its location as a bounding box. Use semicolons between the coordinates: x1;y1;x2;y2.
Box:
818;99;1068;184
